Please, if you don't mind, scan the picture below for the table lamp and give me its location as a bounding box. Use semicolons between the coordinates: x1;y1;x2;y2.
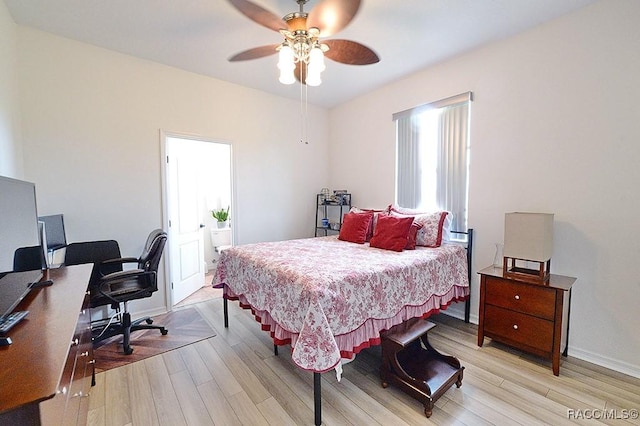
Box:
503;212;554;283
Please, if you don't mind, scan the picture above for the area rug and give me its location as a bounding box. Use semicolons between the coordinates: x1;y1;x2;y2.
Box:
93;306;216;372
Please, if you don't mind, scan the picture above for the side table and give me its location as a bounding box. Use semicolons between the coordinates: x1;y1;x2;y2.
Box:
477;265;576;375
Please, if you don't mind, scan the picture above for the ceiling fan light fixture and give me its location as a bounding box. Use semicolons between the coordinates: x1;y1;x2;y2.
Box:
277;43;294;69
277;43;296;84
308;45;326;72
279;67;296;85
277;33;325;86
306;69;322;87
305;44;325;86
228;0;378;87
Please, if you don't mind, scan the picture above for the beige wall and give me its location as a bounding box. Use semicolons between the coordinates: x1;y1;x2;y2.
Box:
329;0;640;377
0;1;21;177
16;27;329;315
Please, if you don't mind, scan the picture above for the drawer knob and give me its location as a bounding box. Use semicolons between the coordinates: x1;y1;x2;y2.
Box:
71;338;79;346
514;295;520;300
513;324;519;330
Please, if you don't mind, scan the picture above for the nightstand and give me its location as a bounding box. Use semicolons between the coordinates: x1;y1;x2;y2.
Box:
477;266;576;375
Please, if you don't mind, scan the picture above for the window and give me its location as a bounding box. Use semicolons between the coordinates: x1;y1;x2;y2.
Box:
393;92;472;233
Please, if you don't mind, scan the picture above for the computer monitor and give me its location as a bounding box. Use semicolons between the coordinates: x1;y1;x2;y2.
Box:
0;270;43;317
38;214;67;253
0;176;44;273
0;176;45;317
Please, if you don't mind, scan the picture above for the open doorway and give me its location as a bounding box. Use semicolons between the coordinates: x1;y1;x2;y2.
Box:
161;132;233;308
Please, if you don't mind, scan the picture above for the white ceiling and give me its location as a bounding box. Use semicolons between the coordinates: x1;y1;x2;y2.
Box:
4;0;598;108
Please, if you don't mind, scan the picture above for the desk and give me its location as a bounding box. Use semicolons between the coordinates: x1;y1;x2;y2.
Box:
0;264;93;425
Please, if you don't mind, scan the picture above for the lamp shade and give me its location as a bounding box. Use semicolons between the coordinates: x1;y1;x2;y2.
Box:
503;212;554;262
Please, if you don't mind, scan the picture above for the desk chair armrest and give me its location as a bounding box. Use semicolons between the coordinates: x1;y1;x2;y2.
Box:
97;256;140;277
101;257;139;266
101;268;146;281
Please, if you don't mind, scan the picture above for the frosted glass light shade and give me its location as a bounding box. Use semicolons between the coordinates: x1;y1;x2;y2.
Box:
279;67;296;85
306;69;321;86
503;212;554;262
308;46;326;72
277;44;295;85
277;45;294;69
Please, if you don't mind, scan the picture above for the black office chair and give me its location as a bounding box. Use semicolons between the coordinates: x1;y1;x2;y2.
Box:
64;230;168;354
64;240;123;293
13;246;47;272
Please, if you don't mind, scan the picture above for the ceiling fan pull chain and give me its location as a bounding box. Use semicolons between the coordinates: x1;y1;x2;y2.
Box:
304;82;309;144
299;63;309;145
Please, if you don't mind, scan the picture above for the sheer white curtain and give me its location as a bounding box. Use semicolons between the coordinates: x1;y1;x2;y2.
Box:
436;102;469;232
396;114;421;208
394;92;471;231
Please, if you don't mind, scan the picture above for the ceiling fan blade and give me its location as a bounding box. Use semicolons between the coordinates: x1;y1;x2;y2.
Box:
228;44;279;61
324;39;379;65
227;0;285;32
307;0;361;37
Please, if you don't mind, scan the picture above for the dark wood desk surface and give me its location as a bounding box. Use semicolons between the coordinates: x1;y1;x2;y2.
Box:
0;264;91;414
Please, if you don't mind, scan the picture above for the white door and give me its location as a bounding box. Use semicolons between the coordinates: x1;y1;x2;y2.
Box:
167;138;206;304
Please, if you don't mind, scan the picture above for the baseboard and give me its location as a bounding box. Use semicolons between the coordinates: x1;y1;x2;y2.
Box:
440;305;479;325
569;347;640;380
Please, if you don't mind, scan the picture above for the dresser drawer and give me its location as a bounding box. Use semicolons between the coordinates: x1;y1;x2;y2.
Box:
485;276;556;320
484;305;554;353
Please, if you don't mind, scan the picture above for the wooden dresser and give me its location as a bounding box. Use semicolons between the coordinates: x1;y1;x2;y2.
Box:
477;266;576;375
0;264;93;425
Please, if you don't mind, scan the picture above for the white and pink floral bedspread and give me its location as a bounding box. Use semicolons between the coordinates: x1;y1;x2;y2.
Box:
213;236;469;373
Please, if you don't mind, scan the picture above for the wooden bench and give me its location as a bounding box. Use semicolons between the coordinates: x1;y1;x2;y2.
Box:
380;318;464;417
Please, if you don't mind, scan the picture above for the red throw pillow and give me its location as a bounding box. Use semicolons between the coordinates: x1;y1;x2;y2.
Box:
338;212;373;244
369;214;415;252
350;207;385;241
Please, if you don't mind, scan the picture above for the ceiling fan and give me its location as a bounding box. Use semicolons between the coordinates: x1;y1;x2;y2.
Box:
227;0;380;86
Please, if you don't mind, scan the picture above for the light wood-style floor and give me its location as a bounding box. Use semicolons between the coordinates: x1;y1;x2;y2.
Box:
87;298;640;425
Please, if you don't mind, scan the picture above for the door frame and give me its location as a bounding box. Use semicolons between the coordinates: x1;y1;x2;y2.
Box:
160;130;236;309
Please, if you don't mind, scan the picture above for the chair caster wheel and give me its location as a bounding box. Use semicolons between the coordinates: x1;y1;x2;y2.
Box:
124;347;134;355
146;318;153;324
161;329;168;335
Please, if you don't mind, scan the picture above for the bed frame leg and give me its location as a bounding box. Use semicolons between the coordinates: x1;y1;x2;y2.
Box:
314;372;322;426
464;228;473;323
223;296;229;328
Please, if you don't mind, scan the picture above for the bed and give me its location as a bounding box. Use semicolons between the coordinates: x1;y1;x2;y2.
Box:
213;230;472;425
